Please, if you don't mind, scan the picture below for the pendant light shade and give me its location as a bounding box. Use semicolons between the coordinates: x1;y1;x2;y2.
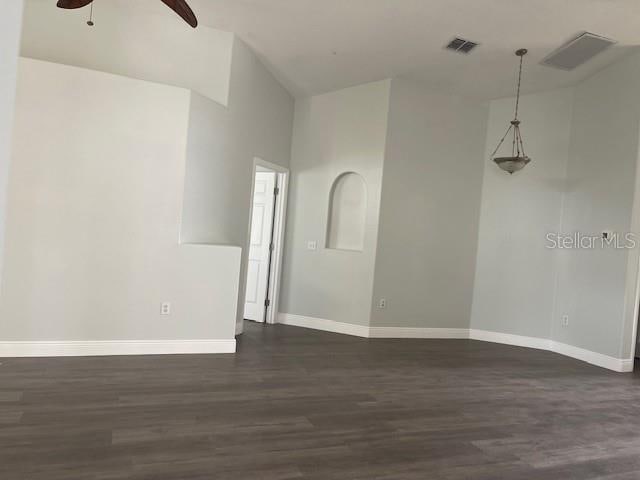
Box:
491;49;531;174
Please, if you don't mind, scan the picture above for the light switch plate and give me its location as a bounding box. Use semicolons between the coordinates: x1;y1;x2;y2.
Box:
307;241;317;251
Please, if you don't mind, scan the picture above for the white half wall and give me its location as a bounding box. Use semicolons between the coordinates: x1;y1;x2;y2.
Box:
0;58;240;351
279;80;391;328
371;77;487;329
0;0;23;293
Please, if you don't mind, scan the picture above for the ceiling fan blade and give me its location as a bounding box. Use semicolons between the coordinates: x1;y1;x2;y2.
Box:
56;0;93;9
160;0;198;28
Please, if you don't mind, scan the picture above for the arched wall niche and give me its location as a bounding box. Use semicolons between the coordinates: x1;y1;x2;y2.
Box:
326;172;367;251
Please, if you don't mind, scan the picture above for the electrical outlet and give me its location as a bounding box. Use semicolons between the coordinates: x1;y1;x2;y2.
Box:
378;298;387;309
161;302;171;316
561;315;569;327
307;240;317;251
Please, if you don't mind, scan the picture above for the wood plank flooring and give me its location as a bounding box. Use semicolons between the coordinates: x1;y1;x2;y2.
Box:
1;321;640;479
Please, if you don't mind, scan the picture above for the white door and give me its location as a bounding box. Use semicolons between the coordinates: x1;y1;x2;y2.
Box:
244;171;276;322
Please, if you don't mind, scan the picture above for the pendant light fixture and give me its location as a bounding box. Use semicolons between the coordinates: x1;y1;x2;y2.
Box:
491;49;531;174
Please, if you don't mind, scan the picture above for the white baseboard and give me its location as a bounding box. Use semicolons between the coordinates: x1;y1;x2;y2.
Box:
278;313;633;373
470;329;633;373
551;341;633;373
469;329;552;350
277;313;370;338
278;314;467;339
369;326;469;339
0;339;236;358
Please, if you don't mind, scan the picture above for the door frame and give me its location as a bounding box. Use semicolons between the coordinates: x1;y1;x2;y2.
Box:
627;254;640;362
243;157;289;327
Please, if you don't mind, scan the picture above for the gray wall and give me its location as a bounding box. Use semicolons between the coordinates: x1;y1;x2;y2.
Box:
554;53;640;359
181;37;295;247
471;88;574;339
280;80;391;327
180;38;295;331
181;92;232;245
227;38;295;330
1;35;294;342
1;58;241;342
370;78;487;329
0;0;23;292
470;53;640;362
17;4;295;338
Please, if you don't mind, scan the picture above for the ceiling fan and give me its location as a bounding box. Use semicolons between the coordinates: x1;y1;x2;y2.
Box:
56;0;198;28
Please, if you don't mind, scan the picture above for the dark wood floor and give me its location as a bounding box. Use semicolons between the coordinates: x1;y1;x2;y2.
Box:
2;322;640;479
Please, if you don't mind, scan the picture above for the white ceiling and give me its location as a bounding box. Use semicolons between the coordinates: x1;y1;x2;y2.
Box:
32;0;640;100
187;0;640;99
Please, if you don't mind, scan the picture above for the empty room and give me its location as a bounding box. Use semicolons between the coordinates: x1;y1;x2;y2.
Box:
3;1;640;478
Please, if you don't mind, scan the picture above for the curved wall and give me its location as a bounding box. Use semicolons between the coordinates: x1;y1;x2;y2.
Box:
470;88;574;341
472;52;640;370
553;52;640;361
281;55;640;372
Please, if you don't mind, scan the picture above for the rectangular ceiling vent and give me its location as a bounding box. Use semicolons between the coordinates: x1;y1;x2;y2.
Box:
445;37;479;54
542;32;617;70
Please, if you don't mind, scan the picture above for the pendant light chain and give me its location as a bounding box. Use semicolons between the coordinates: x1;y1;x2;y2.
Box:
512;50;527;158
490;49;527;159
514;53;524;121
515;124;524;157
490;124;514;159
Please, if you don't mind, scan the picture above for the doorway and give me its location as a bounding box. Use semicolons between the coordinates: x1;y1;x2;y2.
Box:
243;159;288;325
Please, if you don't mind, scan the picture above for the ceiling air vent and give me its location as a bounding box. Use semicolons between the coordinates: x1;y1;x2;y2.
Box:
542;32;616;70
445;37;479;54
